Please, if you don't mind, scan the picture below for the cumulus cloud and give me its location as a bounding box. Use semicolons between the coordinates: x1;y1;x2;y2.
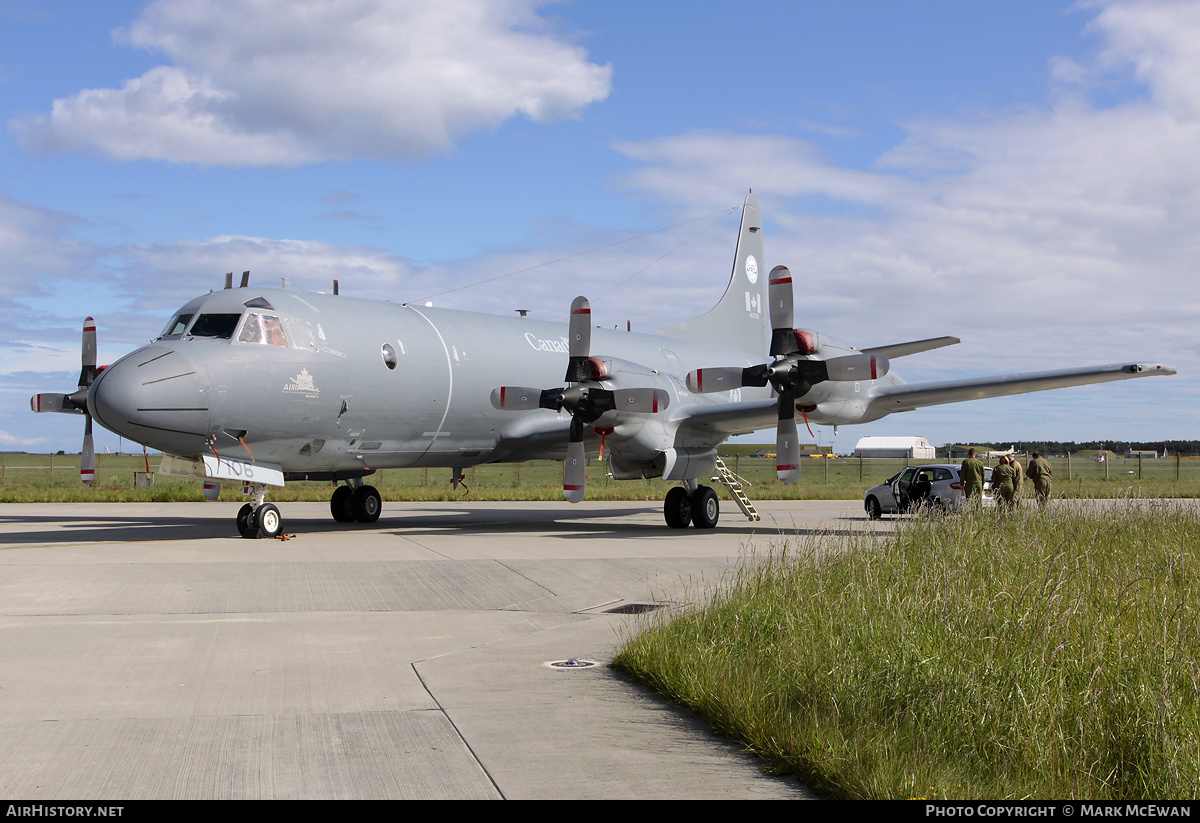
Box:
612;0;1200;387
10;0;612;165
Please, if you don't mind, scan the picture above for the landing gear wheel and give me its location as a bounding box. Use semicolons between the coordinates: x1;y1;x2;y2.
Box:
330;485;355;523
351;485;382;523
256;503;282;539
236;503;256;538
690;485;719;529
664;486;692;529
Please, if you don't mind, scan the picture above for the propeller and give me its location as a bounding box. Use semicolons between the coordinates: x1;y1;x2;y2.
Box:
491;296;669;503
30;317;100;483
686;266;889;484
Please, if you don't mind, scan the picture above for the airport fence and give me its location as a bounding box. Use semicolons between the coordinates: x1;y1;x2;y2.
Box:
4;451;1200;501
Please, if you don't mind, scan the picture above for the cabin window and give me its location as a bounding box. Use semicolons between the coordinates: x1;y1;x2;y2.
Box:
381;342;398;370
189;313;243;339
159;313;194;339
237;313;288;346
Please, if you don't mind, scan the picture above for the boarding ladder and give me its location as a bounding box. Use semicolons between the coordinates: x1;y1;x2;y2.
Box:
713;457;760;522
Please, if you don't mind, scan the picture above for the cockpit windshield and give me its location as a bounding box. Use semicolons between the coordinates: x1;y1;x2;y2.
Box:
188;313;243;339
159;313;194;339
237;313;287;346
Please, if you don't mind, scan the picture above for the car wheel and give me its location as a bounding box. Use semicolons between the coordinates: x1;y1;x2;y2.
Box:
866;496;882;520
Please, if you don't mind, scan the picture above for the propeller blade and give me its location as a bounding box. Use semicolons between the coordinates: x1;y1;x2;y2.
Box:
824;353;889;381
610;388;669;413
563;418;586;503
31;393;81;414
490;387;550;410
686;364;770;393
564;296;592;383
79;317;97;391
81;415;95;485
768;266;799;357
775;395;801;484
686;367;743;393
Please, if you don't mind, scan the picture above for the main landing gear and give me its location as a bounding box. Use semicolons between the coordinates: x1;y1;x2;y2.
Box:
664;483;720;529
235;480;383;538
330;482;382;524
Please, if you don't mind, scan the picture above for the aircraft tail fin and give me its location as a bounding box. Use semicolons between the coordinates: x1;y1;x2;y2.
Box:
653;193;770;358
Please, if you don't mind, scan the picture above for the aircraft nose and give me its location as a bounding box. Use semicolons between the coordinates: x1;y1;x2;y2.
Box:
89;346;210;453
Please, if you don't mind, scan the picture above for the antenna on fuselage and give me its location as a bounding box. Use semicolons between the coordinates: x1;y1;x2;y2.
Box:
333;279;339;295
239;271;250;288
516;309;529;317
224;272;233;290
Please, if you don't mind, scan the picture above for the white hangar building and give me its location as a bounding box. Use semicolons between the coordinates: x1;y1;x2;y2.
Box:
852;436;937;459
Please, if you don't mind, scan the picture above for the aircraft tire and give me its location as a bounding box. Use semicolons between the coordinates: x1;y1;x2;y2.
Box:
690;486;719;529
331;486;355;523
236;503;256;538
664;487;692;529
256;503;282;539
352;485;382;523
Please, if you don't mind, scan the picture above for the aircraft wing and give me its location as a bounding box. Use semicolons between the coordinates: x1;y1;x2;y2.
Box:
674;398;779;437
866;362;1176;416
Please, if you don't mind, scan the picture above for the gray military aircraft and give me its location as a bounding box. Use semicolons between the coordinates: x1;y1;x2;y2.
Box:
32;193;1175;537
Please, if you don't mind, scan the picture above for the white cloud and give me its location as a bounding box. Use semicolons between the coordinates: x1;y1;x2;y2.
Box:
610;0;1200;389
10;0;612;165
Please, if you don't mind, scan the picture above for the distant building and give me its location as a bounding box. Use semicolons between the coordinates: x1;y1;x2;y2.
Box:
852;436;936;459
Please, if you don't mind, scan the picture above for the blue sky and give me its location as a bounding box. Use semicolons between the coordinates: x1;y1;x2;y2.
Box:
2;0;1194;454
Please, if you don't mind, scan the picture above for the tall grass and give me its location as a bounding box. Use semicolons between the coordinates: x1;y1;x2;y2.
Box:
612;502;1200;798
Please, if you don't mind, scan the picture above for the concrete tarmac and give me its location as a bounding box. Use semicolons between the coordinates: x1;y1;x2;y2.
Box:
0;499;880;799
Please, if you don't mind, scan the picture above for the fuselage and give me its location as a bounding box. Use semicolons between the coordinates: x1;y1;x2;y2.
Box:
86;287;899;476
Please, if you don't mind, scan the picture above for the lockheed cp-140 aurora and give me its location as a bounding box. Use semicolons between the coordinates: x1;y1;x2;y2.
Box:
32;193;1175;537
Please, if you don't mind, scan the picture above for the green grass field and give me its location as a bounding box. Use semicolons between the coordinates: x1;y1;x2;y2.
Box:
612;502;1200;799
3;450;1199;503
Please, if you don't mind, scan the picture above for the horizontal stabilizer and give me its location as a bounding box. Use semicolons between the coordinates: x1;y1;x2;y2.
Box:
860;336;959;360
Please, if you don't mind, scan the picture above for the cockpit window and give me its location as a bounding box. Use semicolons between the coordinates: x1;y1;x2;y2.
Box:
243;296;274;310
189;313;243;339
237;313;288;346
160;313;194;339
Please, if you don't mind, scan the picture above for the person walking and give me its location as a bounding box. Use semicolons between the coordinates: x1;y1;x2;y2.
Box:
1027;451;1053;508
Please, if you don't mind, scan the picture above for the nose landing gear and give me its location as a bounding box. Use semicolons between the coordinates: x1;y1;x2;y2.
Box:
236;484;284;539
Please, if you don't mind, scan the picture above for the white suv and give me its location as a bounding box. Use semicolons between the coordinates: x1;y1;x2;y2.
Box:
864;463;994;519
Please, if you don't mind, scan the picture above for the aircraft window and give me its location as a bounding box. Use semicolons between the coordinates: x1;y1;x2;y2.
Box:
237;313;288;347
381;342;398;370
243;297;274;310
189;313;243;339
160;313;194;338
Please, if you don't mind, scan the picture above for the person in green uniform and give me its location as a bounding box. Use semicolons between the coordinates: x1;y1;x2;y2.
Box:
960;448;986;504
1010;455;1024;508
1026;451;1053;508
992;456;1018;510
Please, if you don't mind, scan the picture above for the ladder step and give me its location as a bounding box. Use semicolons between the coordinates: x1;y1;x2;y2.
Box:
713;457;760;521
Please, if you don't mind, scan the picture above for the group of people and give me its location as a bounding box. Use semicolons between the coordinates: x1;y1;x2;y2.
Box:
959;448;1053;509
